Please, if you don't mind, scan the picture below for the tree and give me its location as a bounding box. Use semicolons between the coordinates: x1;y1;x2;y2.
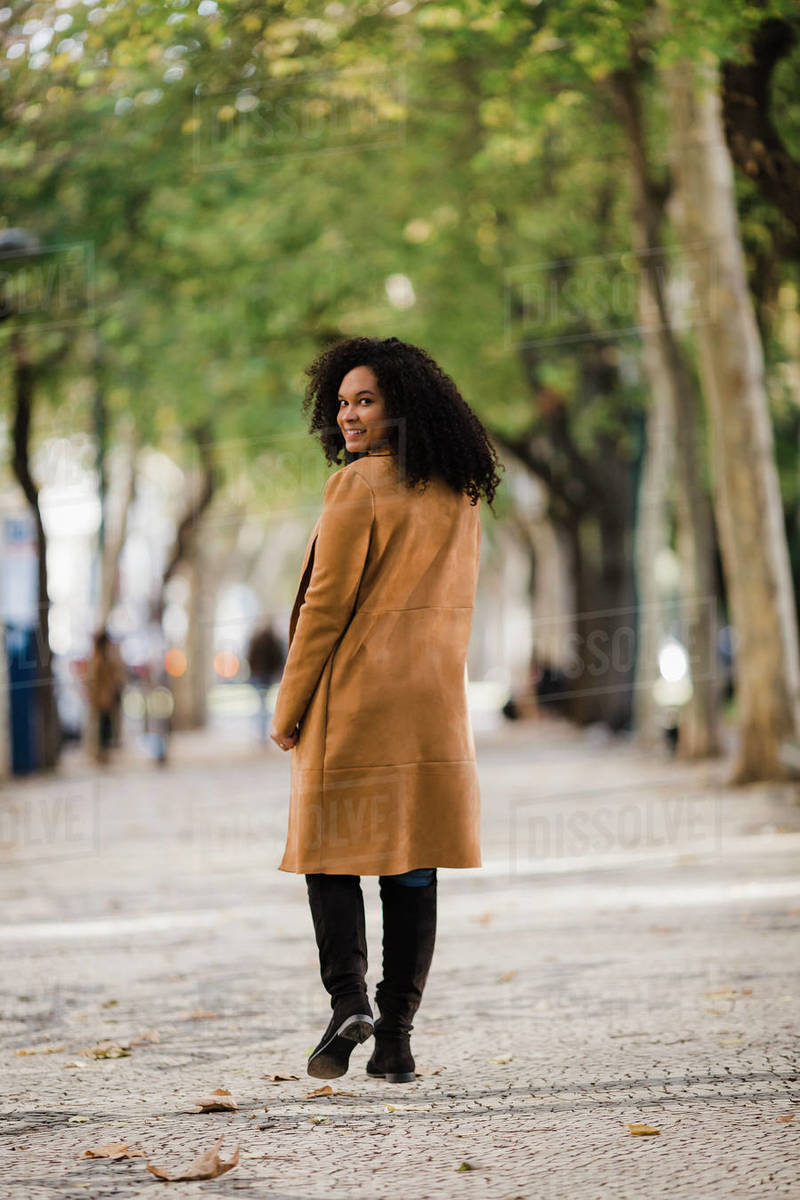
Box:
667;57;800;779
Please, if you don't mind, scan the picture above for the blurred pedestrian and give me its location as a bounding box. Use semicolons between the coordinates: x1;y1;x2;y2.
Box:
247;622;285;743
84;629;127;765
270;336;502;1083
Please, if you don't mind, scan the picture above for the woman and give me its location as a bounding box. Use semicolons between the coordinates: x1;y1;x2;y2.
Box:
270;336;502;1083
84;629;127;764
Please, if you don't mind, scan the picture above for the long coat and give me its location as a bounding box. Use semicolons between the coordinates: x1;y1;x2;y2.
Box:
272;445;483;876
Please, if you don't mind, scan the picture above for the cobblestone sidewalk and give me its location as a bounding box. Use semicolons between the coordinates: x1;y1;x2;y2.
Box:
1;719;799;1199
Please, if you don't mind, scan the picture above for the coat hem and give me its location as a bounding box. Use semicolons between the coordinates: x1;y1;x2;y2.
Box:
278;856;482;876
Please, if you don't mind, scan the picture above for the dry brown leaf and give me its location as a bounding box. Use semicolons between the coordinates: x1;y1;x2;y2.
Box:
127;1028;160;1046
777;1114;795;1123
476;912;495;925
146;1134;239;1181
334;1090;356;1097
498;971;517;982
187;1087;238;1113
627;1124;660;1136
16;1045;66;1056
266;1073;299;1081
178;1009;220;1020
306;1085;334;1098
82;1041;131;1059
82;1142;145;1161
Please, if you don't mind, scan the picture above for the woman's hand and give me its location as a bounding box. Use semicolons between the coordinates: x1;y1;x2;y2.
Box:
270;724;299;751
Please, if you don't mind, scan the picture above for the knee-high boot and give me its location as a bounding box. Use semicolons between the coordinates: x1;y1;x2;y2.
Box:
305;874;374;1079
366;873;437;1083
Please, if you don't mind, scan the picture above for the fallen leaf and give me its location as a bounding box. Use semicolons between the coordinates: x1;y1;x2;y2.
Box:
82;1041;131;1060
307;1085;334;1098
476;913;495;925
777;1114;795;1123
146;1134;239;1181
126;1029;160;1046
16;1045;66;1056
498;971;517;983
384;1104;396;1113
102;999;119;1008
309;1116;328;1125
187;1087;238;1113
82;1142;145;1161
178;1009;220;1020
627;1124;660;1136
63;1061;84;1069
334;1090;356;1097
491;1055;513;1064
649;925;679;934
267;1073;299;1081
457;1161;475;1171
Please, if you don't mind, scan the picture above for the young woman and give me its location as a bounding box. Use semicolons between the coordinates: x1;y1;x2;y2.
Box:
271;335;502;1083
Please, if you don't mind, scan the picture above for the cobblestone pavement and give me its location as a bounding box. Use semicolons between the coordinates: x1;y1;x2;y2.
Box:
1;717;799;1199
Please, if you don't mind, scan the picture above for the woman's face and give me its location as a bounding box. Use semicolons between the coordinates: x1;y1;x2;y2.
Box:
337;365;391;453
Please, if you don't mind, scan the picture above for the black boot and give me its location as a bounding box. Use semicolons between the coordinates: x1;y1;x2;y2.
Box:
305;874;374;1079
366;873;437;1084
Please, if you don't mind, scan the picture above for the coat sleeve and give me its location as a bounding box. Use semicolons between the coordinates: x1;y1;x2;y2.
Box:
272;467;374;735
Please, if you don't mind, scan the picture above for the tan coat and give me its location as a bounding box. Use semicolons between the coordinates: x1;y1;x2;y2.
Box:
273;446;482;875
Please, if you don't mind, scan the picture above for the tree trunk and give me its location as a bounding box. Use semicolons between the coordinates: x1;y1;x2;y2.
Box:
10;330;60;769
720;18;800;244
611;64;721;761
158;422;216;731
666;60;800;781
168;549;212;731
100;425;138;625
631;292;675;749
569;497;636;731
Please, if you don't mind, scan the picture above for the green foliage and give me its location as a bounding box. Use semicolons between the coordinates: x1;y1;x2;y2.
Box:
0;0;797;523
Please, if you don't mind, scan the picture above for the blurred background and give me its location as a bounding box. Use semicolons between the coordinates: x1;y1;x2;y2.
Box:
1;0;799;783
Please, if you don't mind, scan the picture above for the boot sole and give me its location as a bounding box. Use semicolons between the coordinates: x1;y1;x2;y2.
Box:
366;1067;416;1083
307;1014;374;1080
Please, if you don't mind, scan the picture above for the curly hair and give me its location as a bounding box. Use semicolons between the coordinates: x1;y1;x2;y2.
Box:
302;336;504;509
